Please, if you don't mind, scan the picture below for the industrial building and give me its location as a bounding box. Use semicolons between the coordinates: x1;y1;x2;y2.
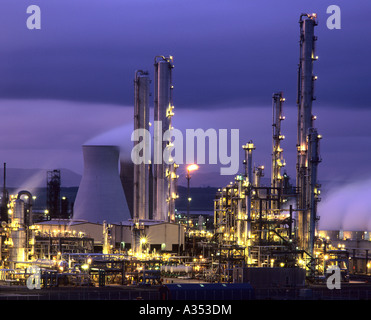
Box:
0;14;368;295
211;13;324;282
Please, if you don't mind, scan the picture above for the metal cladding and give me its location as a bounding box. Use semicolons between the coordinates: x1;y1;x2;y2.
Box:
296;13;321;256
73;145;131;224
153;56;176;222
133;70;150;221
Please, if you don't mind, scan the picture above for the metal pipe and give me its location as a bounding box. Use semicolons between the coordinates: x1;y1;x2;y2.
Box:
186;170;190;229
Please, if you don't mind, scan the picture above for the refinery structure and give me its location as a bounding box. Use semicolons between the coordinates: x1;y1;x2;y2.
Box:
0;14;369;298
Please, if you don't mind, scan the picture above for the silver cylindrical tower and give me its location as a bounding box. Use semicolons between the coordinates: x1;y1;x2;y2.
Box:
153;56;175;221
9;199;26;264
133;70;150;221
296;13;318;252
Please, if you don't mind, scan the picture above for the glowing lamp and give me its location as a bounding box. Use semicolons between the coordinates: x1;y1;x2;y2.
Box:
187;164;199;172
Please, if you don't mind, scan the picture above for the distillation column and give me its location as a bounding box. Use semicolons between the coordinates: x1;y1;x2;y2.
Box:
236;176;243;244
153;56;176;221
133;70;150;221
296;14;319;253
307;128;321;257
271;92;286;213
242;141;255;263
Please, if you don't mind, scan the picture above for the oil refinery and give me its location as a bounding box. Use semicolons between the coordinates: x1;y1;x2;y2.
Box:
0;13;370;301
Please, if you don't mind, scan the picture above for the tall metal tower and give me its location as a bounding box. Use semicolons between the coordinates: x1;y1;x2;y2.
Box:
46;170;61;219
0;163;9;222
271;92;286;213
296;13;322;258
133;70;150;221
153;55;177;222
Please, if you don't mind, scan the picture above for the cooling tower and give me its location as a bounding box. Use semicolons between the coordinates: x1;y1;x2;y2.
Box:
120;159;134;218
73;145;131;224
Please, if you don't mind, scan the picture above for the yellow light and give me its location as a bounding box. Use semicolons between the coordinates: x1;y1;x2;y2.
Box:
187;164;199;172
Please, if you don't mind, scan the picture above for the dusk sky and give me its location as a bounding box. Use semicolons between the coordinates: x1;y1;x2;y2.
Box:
0;0;370;200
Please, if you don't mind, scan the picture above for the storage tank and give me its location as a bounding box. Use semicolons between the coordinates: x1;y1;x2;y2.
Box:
73;145;131;224
9;199;26;264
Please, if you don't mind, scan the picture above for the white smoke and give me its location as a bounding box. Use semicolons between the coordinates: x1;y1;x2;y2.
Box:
14;170;47;196
84;123;134;162
318;177;371;232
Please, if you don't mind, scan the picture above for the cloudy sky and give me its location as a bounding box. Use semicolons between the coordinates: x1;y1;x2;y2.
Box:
0;0;370;196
